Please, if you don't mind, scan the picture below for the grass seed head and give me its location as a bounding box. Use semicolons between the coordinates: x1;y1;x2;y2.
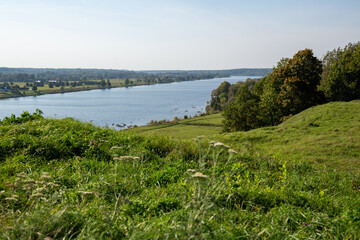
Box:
214;142;230;149
16;172;26;178
41;175;52;181
113;156;140;161
228;149;238;154
110;146;122;151
192;172;209;179
5;197;18;202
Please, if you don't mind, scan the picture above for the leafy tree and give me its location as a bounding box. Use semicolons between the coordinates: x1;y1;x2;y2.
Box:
276;49;323;120
206;79;261;113
222;86;261;131
320;42;360;101
222;49;323;132
258;82;281;126
207;81;231;112
32;86;37;91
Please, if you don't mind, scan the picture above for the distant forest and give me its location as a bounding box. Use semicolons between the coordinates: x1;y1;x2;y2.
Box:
0;68;271;83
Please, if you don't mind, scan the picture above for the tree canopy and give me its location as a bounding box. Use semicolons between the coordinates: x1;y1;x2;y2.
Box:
222;49;324;131
319;42;360;101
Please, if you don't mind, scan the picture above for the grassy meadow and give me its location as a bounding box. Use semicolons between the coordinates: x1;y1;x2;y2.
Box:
0;101;359;239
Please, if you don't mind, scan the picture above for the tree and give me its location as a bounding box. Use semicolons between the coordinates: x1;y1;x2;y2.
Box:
258;82;281;126
276;49;323;120
32;86;37;91
125;78;130;87
207;81;231;112
222;48;323;132
320;42;360;101
222;86;261;131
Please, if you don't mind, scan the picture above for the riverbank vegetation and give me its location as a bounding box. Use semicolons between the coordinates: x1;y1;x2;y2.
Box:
0;68;271;100
0;107;359;239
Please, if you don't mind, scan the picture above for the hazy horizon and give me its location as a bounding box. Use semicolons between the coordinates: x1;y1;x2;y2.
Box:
0;0;359;70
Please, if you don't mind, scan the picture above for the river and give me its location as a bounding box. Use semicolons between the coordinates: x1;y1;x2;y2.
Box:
0;76;261;128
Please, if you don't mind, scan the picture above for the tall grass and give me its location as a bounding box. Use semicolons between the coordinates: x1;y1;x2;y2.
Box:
0;113;359;239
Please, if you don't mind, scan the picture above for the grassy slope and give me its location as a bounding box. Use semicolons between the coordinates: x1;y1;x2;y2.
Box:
0;110;359;238
131;101;360;174
127;113;223;139
219;100;360;174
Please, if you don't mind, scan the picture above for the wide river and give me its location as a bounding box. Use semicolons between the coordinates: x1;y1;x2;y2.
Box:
0;76;260;128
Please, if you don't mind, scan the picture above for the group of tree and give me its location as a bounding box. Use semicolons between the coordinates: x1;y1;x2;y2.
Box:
205;78;260;113
0;68;230;85
209;42;360;132
0;68;147;82
319;42;360;101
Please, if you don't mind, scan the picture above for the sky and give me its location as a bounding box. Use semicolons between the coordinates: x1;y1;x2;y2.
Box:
0;0;359;70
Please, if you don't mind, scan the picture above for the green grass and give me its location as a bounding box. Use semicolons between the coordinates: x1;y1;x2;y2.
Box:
219;100;360;174
127;114;223;139
132;101;360;174
0;103;359;239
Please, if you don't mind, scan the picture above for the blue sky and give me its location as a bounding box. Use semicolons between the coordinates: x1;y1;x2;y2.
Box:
0;0;359;70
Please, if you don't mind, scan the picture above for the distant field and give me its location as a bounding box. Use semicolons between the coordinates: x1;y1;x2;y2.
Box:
0;79;143;99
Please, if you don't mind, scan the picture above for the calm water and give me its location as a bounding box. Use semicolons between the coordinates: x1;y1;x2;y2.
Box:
0;76;260;128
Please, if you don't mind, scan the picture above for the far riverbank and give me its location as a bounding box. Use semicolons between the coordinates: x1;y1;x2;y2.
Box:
0;78;199;100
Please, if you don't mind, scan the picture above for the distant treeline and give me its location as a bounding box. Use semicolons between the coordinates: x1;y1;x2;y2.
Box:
142;68;272;76
0;67;270;84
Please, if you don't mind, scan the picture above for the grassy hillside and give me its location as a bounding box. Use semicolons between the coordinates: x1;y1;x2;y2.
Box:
131;101;360;174
219;100;360;174
0;109;359;239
